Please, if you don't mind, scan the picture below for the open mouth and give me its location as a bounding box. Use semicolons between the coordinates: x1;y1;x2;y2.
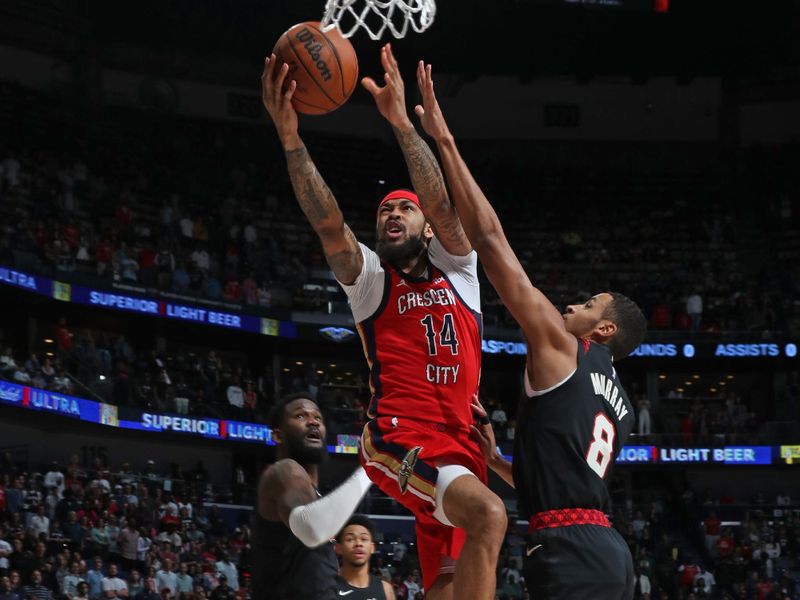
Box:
385;221;404;240
305;429;323;444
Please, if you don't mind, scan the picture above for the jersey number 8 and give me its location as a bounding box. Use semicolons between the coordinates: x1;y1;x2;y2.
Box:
585;413;615;479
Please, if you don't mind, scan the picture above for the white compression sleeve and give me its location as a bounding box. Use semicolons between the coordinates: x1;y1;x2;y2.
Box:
288;467;372;548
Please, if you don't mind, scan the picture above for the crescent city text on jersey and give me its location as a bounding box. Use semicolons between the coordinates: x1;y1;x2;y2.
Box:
397;288;456;315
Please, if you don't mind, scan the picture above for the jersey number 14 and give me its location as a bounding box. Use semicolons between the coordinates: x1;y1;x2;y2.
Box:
420;313;459;356
585;413;616;478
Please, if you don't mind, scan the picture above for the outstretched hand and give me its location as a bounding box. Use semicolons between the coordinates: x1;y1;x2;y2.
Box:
261;54;299;146
362;44;414;130
469;394;500;465
414;61;451;142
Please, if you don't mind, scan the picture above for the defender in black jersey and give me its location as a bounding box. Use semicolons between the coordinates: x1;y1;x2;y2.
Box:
253;393;371;600
413;64;647;599
335;515;396;600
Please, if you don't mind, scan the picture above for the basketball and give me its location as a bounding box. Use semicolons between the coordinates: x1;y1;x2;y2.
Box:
272;21;359;115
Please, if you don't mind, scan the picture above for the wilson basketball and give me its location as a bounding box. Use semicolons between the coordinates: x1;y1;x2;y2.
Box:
272;21;359;115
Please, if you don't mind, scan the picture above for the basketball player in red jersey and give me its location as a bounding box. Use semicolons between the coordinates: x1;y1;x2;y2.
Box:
261;45;506;600
413;63;646;599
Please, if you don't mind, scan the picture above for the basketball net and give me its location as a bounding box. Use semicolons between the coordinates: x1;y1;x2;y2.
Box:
321;0;436;40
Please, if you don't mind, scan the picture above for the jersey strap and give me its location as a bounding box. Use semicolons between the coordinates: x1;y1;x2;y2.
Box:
528;508;610;532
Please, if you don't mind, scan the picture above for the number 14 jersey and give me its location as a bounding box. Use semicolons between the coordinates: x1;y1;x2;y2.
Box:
340;238;482;429
513;340;635;519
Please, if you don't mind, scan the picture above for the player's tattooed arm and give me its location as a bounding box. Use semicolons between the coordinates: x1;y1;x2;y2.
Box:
393;125;472;256
285;145;363;285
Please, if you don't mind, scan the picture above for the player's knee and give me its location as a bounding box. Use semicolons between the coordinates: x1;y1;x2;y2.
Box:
465;494;507;542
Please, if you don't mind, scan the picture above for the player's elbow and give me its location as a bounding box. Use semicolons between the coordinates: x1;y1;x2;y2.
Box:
469;227;501;252
313;218;345;240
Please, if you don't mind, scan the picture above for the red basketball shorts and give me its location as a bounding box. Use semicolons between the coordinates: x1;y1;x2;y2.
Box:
360;416;488;590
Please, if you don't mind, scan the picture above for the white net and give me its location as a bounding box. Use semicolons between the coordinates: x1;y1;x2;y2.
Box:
321;0;437;40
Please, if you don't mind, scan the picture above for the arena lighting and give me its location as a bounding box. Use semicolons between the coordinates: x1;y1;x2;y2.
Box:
684;381;692;386
316;370;324;374
719;381;726;386
329;363;337;368
727;375;734;379
43;338;53;344
282;368;290;372
692;374;700;379
295;361;303;365
710;388;717;392
658;374;666;380
98;375;106;381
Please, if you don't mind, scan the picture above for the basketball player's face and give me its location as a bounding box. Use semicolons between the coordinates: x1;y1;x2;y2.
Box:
375;200;432;265
562;293;614;337
278;398;327;464
335;524;374;567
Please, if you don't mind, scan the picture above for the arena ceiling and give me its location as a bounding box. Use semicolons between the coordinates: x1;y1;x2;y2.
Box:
4;0;799;83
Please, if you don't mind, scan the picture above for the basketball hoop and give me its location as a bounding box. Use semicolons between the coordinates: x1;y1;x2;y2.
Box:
321;0;436;40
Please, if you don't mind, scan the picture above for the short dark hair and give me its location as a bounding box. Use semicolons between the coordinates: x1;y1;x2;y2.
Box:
268;392;317;429
602;292;647;360
336;514;376;542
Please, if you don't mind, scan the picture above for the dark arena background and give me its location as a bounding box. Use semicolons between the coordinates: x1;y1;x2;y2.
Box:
0;0;799;599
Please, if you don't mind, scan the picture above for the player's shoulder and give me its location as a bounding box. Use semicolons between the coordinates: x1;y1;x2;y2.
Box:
260;459;309;491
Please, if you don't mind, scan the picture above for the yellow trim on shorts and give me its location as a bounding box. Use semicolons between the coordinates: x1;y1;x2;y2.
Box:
362;426;437;500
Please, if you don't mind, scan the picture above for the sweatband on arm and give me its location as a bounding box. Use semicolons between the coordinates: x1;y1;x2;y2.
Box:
288;467;372;548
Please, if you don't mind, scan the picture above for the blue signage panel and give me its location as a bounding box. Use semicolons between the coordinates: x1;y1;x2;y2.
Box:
657;446;772;465
616;445;657;463
0;265;296;339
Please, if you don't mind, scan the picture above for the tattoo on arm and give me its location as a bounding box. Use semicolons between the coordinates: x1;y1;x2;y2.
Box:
393;126;468;249
284;145;361;282
326;225;360;274
285;146;341;230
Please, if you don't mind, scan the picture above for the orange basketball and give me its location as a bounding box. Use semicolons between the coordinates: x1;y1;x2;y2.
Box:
272;21;359;115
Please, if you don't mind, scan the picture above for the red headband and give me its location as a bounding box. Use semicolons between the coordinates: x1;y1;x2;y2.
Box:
378;189;420;212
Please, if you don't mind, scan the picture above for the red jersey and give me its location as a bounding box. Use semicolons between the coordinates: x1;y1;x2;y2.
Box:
352;241;482;429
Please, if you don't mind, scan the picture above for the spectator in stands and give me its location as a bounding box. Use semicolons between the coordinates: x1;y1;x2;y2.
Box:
173;565;191;598
43;465;64;500
28;506;49;539
402;571;420;599
22;570;53;600
61;562;84;600
101;564;128;599
693;567;715;596
213;554;237;592
0;576;20;600
126;572;143;600
208;575;233;600
75;581;90;600
686;290;703;332
133;578;158;600
225;378;244;413
154;560;176;599
86;558;104;600
0;528;11;576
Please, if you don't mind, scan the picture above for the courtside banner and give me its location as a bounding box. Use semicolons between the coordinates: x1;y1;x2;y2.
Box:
0;385;792;461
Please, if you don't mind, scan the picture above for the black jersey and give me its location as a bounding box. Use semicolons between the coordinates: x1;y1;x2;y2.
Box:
250;512;338;600
513;339;634;519
334;575;388;600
